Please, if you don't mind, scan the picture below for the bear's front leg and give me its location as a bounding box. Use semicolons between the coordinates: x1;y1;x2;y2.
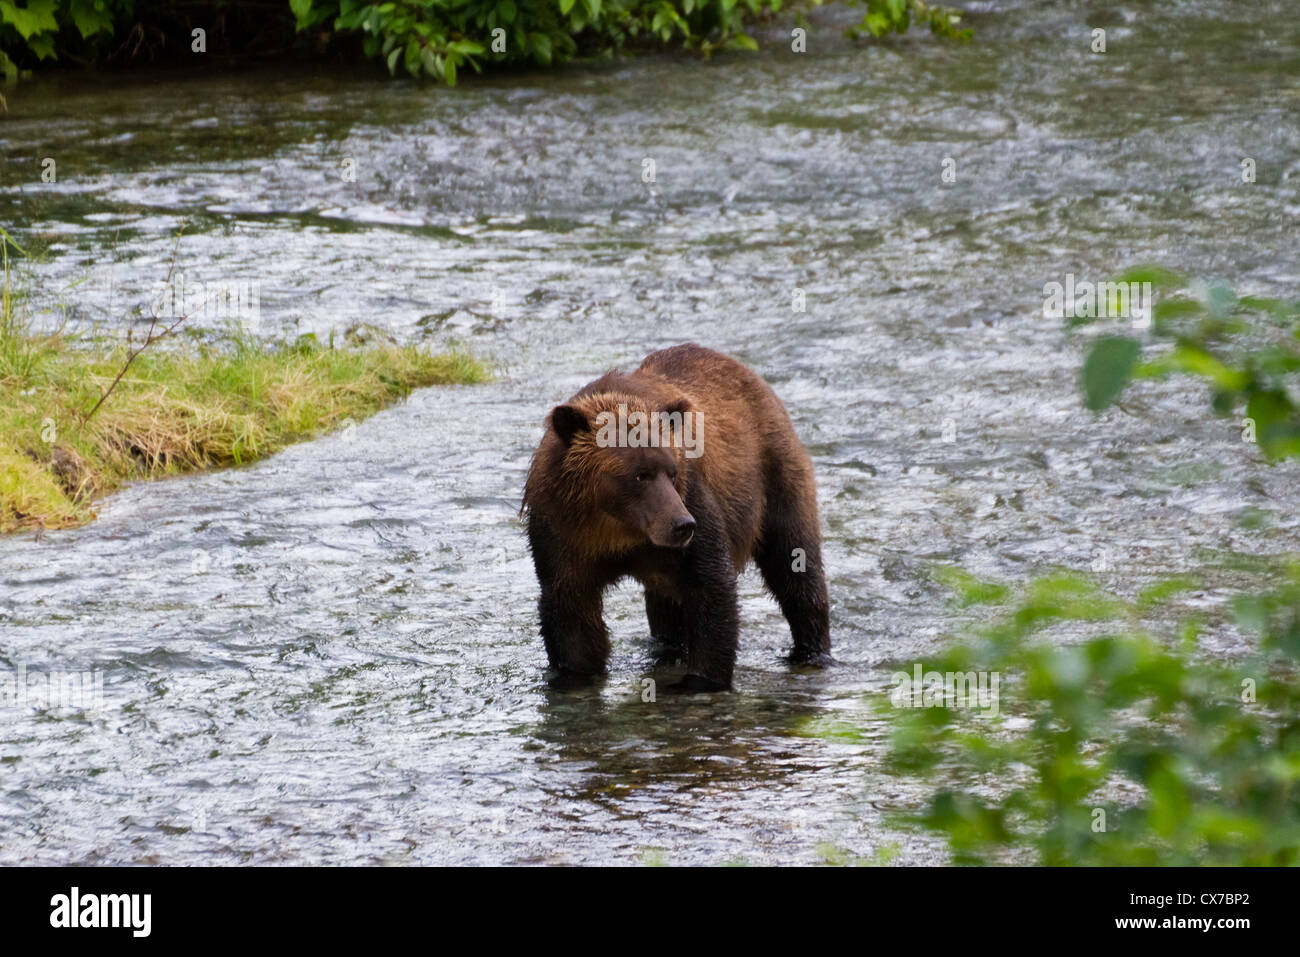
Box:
677;493;740;691
529;519;610;678
538;583;610;678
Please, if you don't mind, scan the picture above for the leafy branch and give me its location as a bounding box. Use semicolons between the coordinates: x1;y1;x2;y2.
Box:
1077;267;1300;459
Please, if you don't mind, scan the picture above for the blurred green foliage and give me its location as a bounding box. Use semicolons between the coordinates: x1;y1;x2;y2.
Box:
888;565;1300;865
288;0;967;82
879;269;1300;865
0;0;123;80
0;0;968;84
1078;268;1300;460
844;0;969;41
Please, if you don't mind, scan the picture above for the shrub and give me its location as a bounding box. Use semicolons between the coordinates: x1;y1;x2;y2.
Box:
0;0;969;84
879;269;1300;864
887;566;1300;865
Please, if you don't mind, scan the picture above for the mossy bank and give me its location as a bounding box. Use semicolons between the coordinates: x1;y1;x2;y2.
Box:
1;276;486;534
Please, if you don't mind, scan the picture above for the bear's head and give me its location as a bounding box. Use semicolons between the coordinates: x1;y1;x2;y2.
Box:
548;395;696;549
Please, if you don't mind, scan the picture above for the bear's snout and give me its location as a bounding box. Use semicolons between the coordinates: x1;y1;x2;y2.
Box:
669;515;696;547
646;509;695;549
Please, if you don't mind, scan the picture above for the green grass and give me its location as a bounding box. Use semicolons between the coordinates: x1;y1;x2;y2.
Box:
0;257;487;533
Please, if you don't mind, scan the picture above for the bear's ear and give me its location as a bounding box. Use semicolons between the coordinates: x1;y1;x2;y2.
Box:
550;404;590;445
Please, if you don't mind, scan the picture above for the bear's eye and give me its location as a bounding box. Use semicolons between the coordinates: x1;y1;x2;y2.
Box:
635;470;654;482
666;469;678;482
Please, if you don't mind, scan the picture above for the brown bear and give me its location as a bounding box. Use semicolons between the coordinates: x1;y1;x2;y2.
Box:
522;343;831;691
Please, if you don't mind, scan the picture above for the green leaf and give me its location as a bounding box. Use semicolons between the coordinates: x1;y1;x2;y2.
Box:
1166;344;1251;391
26;30;54;59
69;0;113;36
1082;336;1141;411
932;564;1009;606
862;12;891;36
1152;298;1203;324
0;225;26;255
420;46;439;77
288;0;316;28
0;0;58;41
1203;282;1238;319
1111;264;1186;290
530;32;552;65
1246;389;1300;460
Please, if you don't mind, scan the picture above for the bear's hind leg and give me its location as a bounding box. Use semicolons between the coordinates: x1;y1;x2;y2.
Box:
755;481;831;665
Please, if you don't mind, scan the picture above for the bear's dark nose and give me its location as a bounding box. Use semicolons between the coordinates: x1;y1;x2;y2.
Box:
670;516;696;546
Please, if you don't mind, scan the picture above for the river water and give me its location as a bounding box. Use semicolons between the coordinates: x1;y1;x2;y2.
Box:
1;1;1298;864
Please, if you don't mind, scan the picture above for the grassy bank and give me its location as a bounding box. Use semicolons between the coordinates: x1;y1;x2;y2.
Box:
1;269;486;534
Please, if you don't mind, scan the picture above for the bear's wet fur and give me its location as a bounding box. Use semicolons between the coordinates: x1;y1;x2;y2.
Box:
522;343;830;691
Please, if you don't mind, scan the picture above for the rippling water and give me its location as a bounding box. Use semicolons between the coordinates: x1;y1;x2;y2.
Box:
1;1;1298;864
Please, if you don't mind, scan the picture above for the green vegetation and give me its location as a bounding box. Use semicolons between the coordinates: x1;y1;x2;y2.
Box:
0;0;123;81
1;0;969;85
289;0;968;83
1079;268;1300;460
888;567;1300;865
873;269;1300;865
0;252;486;533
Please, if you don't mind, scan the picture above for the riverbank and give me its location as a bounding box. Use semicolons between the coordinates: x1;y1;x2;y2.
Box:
0;289;486;534
0;1;969;87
